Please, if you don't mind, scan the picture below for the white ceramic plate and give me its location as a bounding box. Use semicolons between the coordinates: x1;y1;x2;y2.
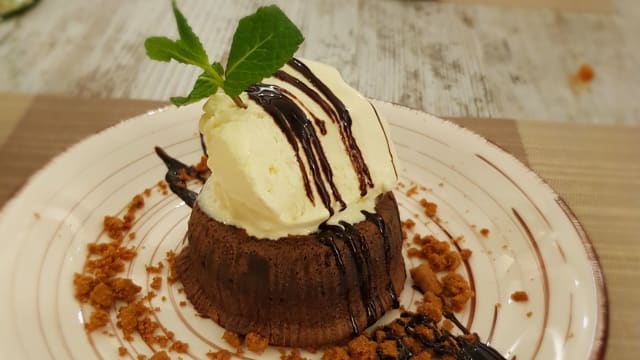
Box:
0;100;607;360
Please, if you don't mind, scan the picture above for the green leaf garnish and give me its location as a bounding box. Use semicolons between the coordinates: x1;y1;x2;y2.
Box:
169;62;223;106
224;5;304;97
169;72;219;106
144;1;304;107
171;1;208;66
145;36;208;67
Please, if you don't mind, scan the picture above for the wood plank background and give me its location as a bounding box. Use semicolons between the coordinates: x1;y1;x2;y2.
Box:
1;0;639;125
446;0;612;12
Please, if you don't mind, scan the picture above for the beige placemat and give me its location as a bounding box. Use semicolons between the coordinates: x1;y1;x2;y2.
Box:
442;0;612;12
0;94;165;203
0;93;33;147
519;122;640;358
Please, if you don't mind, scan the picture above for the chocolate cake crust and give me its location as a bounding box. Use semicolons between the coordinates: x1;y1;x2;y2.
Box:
175;191;405;347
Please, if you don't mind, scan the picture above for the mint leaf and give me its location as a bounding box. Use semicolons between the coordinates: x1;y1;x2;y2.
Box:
143;34;207;69
171;0;208;67
170;73;219;106
223;5;304;97
143;2;211;69
144;36;179;62
212;62;224;76
145;2;304;107
145;36;208;69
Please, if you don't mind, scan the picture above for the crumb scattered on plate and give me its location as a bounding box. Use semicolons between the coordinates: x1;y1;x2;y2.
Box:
511;291;529;302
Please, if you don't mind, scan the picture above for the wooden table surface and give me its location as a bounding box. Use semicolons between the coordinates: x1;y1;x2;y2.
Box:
1;0;640;125
1;93;639;359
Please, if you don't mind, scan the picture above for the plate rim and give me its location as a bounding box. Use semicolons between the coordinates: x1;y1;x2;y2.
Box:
0;99;609;359
381;99;609;360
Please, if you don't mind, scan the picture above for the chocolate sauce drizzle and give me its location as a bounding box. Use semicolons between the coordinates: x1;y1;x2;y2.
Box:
245;58;385;216
322;221;380;328
286;58;374;196
373;312;506;360
317;228;359;335
369;101;398;179
273;70;328;135
199;133;208;157
154;146;200;207
314;212;400;336
339;221;378;325
248;59;402;334
246;83;345;214
364;210;400;308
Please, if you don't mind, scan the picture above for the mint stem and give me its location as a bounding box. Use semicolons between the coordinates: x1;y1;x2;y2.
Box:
231;95;247;108
203;64;224;86
203;64;246;108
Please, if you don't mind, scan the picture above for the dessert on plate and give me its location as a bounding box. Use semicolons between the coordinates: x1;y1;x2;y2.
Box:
71;3;501;358
175;57;406;347
142;3;407;347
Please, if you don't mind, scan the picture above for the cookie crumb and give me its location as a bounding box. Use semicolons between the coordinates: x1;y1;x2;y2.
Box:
442;272;473;312
347;335;377;359
379;340;399;358
416;291;443;322
146;262;164;274
405;184;418;197
569;64;595;94
245;332;269;354
419;199;437;218
410;263;442;295
169;340;189;353
576;64;595;82
166;251;178;284
118;346;128;356
401;219;416;230
149;351;170;360
222;331;242;349
321;347;349;360
511;291;529;302
280;349;307;360
206;349;231;360
411;352;432;360
150;276;162;290
85;309;109;332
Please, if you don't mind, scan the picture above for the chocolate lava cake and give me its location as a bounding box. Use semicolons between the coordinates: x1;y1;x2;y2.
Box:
175;191;405;347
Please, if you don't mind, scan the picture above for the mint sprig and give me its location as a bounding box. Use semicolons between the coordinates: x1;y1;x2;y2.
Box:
144;1;304;108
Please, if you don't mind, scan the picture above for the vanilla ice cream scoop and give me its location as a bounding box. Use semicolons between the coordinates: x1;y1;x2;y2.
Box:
197;58;398;239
